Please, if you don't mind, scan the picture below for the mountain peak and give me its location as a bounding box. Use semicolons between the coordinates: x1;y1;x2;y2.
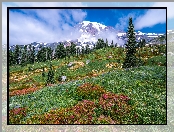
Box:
80;21;107;30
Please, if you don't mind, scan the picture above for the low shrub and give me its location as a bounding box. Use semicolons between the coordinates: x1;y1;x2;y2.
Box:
97;92;135;123
9;107;28;124
24;100;96;124
75;83;106;100
146;56;166;66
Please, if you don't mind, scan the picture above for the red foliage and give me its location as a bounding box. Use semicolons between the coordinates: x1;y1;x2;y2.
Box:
9;107;27;124
9;87;41;96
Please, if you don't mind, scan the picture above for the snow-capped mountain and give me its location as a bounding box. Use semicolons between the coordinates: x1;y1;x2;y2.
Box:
74;21;118;44
9;21;166;51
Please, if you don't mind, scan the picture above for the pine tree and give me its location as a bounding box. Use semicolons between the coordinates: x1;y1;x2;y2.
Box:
66;46;71;59
85;44;90;54
96;39;104;49
28;44;35;64
37;45;47;62
55;44;61;59
9;50;15;66
14;45;20;65
27;44;33;64
110;40;114;48
76;47;80;56
60;43;66;58
42;67;45;77
101;39;105;48
36;45;42;62
20;45;27;66
123;17;137;68
95;39;100;49
46;47;53;60
46;63;55;85
115;43;118;48
81;46;85;55
70;42;76;56
106;38;108;47
55;43;66;59
31;45;35;63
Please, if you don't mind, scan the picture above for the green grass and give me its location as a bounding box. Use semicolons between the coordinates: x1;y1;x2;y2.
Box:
9;45;166;124
9;66;166;124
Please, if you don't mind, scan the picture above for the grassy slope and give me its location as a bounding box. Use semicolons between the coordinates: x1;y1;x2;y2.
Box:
9;46;166;124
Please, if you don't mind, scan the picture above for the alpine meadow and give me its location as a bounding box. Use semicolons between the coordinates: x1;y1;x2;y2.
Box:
8;8;167;125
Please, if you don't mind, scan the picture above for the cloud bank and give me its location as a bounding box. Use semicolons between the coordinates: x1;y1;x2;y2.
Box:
9;9;87;45
2;2;87;46
134;9;166;30
98;30;125;46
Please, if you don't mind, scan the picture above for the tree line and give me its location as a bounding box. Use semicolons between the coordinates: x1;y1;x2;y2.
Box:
9;38;119;66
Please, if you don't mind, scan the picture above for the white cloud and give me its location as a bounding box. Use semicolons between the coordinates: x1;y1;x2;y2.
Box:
114;2;173;31
134;9;166;30
2;2;87;45
98;30;125;46
134;2;174;30
9;9;87;45
71;9;87;23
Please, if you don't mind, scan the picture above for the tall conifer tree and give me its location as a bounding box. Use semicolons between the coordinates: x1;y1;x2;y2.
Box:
123;17;137;68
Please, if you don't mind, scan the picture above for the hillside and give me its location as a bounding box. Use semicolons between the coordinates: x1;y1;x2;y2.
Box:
9;45;166;124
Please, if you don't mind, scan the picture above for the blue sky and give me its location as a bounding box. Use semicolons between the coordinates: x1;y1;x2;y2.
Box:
2;2;173;45
8;8;166;45
9;8;166;33
83;9;166;33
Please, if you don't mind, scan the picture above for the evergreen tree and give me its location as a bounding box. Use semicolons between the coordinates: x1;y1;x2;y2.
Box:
9;50;15;66
14;45;20;65
106;38;108;47
55;43;66;59
110;40;114;48
27;44;32;64
36;45;42;62
25;44;35;64
46;63;55;85
81;46;85;55
115;43;118;47
101;39;105;48
85;44;90;54
55;44;61;59
76;47;80;56
70;42;76;56
31;45;35;64
37;45;47;62
123;17;137;68
66;46;71;59
20;45;28;66
46;47;53;60
61;44;66;58
95;39;100;49
96;39;104;49
42;67;45;77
